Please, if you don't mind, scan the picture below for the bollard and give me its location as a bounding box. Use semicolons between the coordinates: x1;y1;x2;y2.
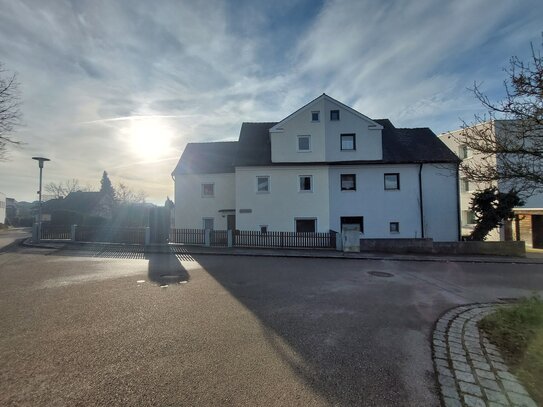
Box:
71;224;77;242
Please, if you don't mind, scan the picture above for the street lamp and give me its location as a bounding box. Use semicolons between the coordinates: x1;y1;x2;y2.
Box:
32;156;50;241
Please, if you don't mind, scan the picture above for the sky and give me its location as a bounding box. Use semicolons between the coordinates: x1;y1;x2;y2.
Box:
0;0;541;204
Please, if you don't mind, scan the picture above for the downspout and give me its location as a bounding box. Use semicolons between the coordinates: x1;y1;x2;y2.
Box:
455;162;461;241
418;163;425;239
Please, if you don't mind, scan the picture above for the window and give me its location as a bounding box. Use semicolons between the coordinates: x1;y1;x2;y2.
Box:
462;210;476;225
341;174;356;191
390;222;400;233
260;225;268;234
341;216;364;233
299;175;312;192
330;110;340;121
297;135;311;152
311;111;320;122
203;218;214;230
202;183;214;197
460;178;470;192
459;145;470;159
341;134;356;150
384;173;400;190
295;219;316;233
257;176;270;193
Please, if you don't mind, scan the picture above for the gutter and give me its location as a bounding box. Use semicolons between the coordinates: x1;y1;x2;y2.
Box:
418;163;425;238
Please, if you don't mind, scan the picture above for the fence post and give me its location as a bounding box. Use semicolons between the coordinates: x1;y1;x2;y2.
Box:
71;224;77;242
32;222;39;242
227;230;233;247
205;229;211;247
145;227;151;245
336;233;343;251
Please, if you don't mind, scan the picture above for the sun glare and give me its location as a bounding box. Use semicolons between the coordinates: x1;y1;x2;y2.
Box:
127;118;173;160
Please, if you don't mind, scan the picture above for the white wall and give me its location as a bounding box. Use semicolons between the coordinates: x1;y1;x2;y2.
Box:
421;164;460;242
270;98;326;163
323;97;382;162
235;166;330;232
329;164;423;238
174;173;235;229
0;192;6;224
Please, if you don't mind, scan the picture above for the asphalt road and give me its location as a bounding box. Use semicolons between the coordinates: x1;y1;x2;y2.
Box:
0;228;30;250
1;244;542;406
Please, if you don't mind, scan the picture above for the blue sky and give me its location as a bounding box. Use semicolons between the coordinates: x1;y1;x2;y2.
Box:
0;0;541;203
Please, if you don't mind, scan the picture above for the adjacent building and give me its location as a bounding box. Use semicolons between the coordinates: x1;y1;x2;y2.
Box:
439;121;543;248
173;94;461;241
0;192;6;225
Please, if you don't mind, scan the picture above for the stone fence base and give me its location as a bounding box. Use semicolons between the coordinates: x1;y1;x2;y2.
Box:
359;238;525;257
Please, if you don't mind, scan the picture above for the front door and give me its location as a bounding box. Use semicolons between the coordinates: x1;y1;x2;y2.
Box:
227;214;236;231
533;215;543;249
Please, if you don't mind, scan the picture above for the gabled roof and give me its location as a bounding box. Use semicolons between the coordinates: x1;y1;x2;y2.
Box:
172;141;238;175
270;94;383;132
43;191;110;213
234;122;278;166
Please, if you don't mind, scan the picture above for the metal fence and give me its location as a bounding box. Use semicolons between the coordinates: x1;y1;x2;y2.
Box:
75;226;146;244
234;230;335;248
40;225;71;240
169;228;205;245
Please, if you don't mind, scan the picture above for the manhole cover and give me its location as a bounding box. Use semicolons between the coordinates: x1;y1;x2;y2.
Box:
368;271;394;278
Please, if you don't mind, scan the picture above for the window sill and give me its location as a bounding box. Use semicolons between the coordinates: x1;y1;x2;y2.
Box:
297;150;312;153
341;189;357;192
256;191;270;194
298;190;313;193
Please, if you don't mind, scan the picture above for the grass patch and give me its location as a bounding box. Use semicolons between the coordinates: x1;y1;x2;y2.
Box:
479;296;543;404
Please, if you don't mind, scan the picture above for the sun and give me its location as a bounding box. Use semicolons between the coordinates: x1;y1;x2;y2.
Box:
127;117;173;160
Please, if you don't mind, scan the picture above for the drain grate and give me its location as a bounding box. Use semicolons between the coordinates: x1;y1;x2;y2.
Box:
368;271;394;278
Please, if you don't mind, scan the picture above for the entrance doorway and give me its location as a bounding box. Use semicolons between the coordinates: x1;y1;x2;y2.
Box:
533;215;543;249
227;214;236;231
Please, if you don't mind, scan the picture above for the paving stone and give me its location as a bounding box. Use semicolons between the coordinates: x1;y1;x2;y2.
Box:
459;381;483;397
501;379;528;395
435;357;449;368
488;354;505;364
469;353;487;362
442;385;460;400
450;353;468;364
439;373;456;387
434;347;447;359
464;394;486;407
453;360;472;372
443;397;462;407
448;335;462;345
487;402;508;407
455;370;476;383
508;392;537;407
437;365;454;377
492;361;509;372
472;360;492;371
476;369;497;380
448;333;462;342
434;332;446;342
479;378;501;392
450;346;467;357
496;371;518;382
484;388;509;404
464;338;480;346
434;338;447;348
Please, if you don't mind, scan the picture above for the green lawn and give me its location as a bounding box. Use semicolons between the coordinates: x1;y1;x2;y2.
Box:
479;296;543;405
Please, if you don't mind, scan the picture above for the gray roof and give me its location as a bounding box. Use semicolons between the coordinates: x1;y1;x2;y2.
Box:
43;191;109;213
173;119;459;174
172;141;238;175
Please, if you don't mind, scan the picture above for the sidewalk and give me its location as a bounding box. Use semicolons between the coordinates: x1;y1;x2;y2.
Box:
21;238;543;264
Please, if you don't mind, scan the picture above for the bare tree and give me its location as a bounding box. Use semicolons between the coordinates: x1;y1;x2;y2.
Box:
0;63;22;160
455;40;543;196
115;183;147;204
45;179;89;199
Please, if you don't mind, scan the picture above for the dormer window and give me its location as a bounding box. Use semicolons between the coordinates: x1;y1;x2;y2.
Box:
311;111;320;122
297;135;311;152
330;110;340;121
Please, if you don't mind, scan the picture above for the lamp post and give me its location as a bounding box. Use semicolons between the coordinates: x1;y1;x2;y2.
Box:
32;157;50;241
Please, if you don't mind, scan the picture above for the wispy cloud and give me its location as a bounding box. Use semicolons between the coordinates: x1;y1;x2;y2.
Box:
0;0;541;202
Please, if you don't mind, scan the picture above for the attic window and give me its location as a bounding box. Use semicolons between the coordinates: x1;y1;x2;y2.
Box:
330;110;340;121
202;183;214;197
311;111;320;122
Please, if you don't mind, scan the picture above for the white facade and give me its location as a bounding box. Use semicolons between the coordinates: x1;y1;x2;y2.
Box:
173;94;460;241
174;173;235;230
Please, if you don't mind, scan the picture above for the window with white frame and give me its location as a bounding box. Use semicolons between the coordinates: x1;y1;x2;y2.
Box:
340;134;356;150
390;222;400;233
260;225;268;234
202;183;214;197
257;176;270;193
459;145;470;159
330;110;340;121
341;174;356;191
311;111;320;122
299;175;312;192
297;135;311;152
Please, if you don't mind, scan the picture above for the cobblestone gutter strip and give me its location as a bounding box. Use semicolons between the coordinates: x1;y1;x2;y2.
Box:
433;304;537;407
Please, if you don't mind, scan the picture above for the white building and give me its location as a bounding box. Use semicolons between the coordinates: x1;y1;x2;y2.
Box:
439;121;543;248
173;94;461;241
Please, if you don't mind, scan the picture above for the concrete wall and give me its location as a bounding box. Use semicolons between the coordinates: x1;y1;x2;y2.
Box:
174;173;235;229
235;166;330;232
328;164;423;238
